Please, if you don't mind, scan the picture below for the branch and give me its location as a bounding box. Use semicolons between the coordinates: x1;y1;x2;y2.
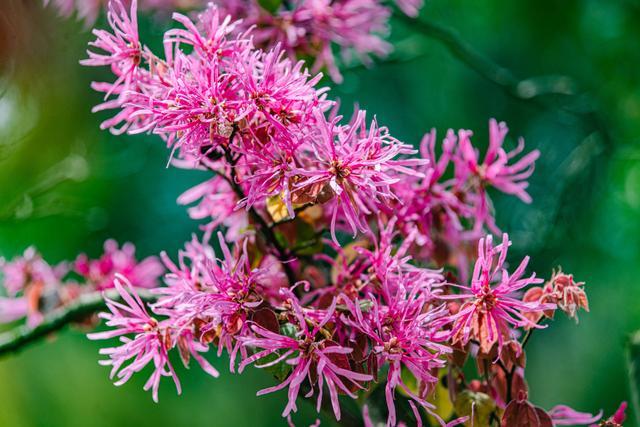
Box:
399;14;517;89
395;13;562;103
395;12;608;126
219;140;298;286
0;289;156;358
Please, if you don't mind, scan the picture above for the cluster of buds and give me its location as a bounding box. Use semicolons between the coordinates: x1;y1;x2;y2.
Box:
523;269;590;324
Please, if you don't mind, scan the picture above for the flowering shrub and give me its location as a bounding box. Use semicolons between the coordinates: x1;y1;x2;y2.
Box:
0;0;628;426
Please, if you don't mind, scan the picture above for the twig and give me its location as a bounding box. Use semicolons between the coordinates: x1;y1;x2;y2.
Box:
519;327;535;351
220;136;297;286
396;14;520;95
395;10;614;156
0;289;156;358
505;320;543;402
395;13;583;106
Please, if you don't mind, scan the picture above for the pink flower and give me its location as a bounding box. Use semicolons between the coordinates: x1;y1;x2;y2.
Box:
442;233;551;353
214;0;392;83
0;297;29;324
605;401;628;425
44;0;198;25
394;0;424;17
229;45;327;137
456;119;539;202
357;217;444;292
454;119;539;234
130;51;235;157
81;0;144;98
295;109;424;243
74;3;603;425
160;234;217;287
240;290;372;421
342;277;449;426
44;0;104;24
88;275;181;402
0;247;68;327
74;240;164;290
385;128;476;276
301;0;392;82
155;232;284;370
177;175;248;242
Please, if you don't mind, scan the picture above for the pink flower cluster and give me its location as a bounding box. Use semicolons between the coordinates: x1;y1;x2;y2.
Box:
60;2;614;425
0;241;163;328
383;120;540;281
45;0;424;82
75;239;164;290
211;0;395;82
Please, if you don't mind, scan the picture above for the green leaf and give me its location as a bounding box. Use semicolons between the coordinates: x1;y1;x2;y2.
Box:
280;322;298;338
257;0;282;14
292;220;323;255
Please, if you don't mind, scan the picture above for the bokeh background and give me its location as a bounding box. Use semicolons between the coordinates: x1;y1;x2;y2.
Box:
0;0;639;426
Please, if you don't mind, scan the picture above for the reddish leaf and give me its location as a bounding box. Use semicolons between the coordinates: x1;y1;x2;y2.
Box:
501;398;541;427
367;351;379;382
351;333;369;362
512;370;529;399
534;407;553;427
324;340;362;393
251;308;280;333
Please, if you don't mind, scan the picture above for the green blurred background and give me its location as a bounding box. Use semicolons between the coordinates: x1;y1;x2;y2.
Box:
0;0;639;425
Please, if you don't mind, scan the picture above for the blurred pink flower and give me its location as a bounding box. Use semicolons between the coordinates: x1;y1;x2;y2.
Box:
454;119;539;234
0;247;68;326
548;404;603;426
0;247;67;296
75;240;164;290
0;297;28;324
394;0;423;17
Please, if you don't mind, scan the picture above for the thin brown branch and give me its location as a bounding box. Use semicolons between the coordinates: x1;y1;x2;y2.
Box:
220;137;298;286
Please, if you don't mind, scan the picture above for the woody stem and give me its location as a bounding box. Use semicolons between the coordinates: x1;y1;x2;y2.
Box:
221;133;297;286
0;289;156;358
